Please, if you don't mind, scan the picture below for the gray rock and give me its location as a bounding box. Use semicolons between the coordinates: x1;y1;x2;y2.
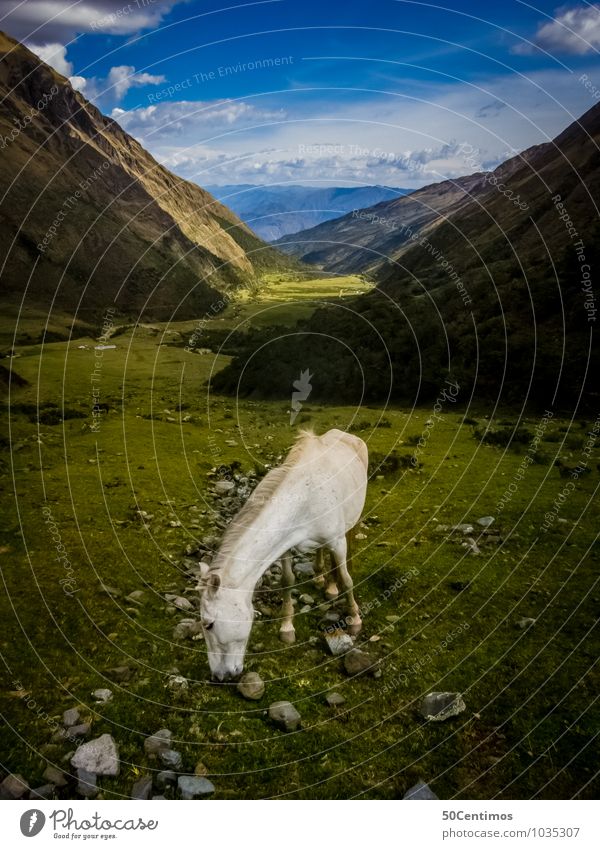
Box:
517;617;536;629
144;729;172;755
343;648;378;677
125;590;146;604
71;734;120;776
67;723;92;740
178;775;215;799
108;666;133;682
172;596;194;612
477;516;495;528
214;480;235;495
299;593;315;605
404;780;438;800
43;765;68;787
92;688;113;703
173;618;203;640
420;692;466;722
158;749;183;770
131;775;153;800
29;783;55;800
152;795;166;800
155;770;177;790
293;561;315;578
0;773;29;799
63;707;80;727
325;692;346;707
166;675;188;691
77;768;98;798
99;583;121;598
237;671;265;700
325;630;354;656
268;701;301;732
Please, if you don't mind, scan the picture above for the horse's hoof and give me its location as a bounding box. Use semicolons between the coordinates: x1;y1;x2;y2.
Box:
279;628;296;644
325;586;339;601
347;618;362;636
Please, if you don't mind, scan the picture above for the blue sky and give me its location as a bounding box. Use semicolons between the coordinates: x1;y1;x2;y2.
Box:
3;0;600;187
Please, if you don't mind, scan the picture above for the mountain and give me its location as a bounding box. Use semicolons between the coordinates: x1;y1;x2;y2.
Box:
0;31;291;325
214;104;600;409
205;184;410;242
273;172;489;272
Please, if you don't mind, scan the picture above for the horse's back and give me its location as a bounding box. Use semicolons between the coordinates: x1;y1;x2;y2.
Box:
307;429;368;534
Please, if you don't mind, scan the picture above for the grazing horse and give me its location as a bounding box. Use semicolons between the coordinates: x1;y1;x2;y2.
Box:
200;429;368;681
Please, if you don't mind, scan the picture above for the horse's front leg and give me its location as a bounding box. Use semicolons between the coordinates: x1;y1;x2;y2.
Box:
330;533;362;636
279;552;296;644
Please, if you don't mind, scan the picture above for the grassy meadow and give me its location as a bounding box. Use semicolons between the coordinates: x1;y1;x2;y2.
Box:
0;274;598;800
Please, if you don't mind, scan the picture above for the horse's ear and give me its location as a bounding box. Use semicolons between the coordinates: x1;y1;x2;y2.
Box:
207;572;220;592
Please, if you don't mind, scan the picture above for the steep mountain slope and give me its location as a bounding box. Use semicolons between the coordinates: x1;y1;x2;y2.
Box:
206;184;410;241
0;31;289;324
215;104;600;409
273;173;487;272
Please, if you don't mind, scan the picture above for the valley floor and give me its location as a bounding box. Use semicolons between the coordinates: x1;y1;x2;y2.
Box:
0;275;598;799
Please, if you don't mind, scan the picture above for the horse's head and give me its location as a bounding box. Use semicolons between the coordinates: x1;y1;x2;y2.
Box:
200;572;254;682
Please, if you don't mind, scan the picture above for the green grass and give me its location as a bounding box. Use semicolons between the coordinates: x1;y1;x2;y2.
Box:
0;276;598;800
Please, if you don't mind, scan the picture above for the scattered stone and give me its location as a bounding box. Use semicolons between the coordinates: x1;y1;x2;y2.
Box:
171;596;194;612
92;688;113;703
166;675;188;691
343;648;378;677
77;768;98;798
108;666;133;682
477;516;495;528
194;762;209;777
29;784;55;800
517;617;536;629
214;480;235;495
1;773;29;799
68;723;92;740
131;776;153;800
71;734;120;776
178;775;215;799
420;692;466;722
144;729;172;755
43;765;68;787
63;707;80;727
152;795;166;800
173;618;203;640
158;749;183;770
155;770;177;790
325;692;346;707
462;537;481;555
293;561;315;578
126;590;146;604
268;701;301;732
404;780;438;800
385;614;401;624
325;630;354;656
237;671;265;700
299;593;315;605
99;583;121;598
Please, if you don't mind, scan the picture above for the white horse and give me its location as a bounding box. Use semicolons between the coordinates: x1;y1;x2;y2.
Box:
200;429;368;681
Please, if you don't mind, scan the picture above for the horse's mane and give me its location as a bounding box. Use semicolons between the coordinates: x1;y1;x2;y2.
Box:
210;430;317;566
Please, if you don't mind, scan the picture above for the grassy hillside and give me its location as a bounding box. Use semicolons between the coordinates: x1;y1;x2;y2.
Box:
1;278;598;799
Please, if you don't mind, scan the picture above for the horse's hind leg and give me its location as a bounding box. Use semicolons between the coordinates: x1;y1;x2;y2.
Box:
313;548;326;589
324;551;340;600
330;532;362;635
279;552;296;644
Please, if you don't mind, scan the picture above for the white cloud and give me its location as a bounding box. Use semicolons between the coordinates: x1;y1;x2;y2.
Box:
26;41;73;75
514;4;600;55
111;100;287;139
107;65;166;101
2;1;186;42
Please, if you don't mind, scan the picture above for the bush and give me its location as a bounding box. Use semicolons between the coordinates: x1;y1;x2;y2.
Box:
474;426;533;448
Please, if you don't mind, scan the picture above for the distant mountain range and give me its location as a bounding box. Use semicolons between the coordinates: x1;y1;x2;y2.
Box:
214;103;600;409
205;184;410;242
0;31;291;324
